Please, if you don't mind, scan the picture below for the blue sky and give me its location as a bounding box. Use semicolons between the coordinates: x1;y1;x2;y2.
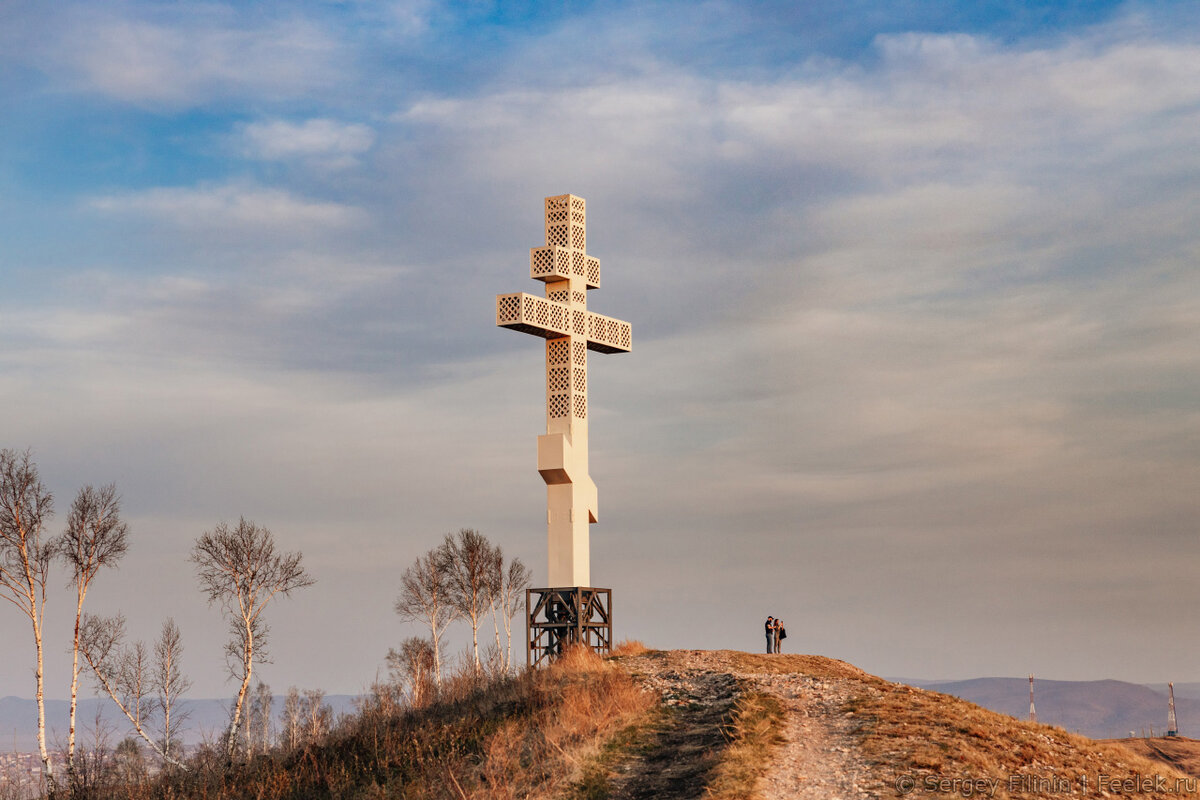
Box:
2;0;1200;702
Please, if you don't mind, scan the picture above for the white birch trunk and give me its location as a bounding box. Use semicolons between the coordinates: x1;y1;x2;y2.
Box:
33;612;52;782
226;629;254;759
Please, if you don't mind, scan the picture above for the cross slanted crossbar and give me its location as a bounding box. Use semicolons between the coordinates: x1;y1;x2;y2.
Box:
496;194;631;587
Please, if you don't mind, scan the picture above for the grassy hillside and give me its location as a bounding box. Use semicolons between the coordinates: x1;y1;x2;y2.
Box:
12;648;1200;799
921;677;1197;738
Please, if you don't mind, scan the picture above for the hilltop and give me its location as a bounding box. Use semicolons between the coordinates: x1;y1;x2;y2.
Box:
6;649;1200;799
609;649;1200;799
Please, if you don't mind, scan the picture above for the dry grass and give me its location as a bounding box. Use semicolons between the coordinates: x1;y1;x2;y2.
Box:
64;647;657;800
474;645;657;800
1111;737;1200;779
705;689;787;800
609;639;649;657
853;681;1200;799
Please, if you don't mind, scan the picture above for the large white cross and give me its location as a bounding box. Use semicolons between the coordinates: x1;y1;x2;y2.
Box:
496;194;632;587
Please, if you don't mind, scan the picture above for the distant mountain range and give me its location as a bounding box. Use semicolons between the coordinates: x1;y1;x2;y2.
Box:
910;677;1193;740
0;695;359;754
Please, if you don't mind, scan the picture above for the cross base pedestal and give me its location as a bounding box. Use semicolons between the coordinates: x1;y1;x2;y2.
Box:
526;587;612;668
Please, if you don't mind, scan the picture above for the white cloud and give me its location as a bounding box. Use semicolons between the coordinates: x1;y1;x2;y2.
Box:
89;183;367;231
49;10;344;106
239;118;376;167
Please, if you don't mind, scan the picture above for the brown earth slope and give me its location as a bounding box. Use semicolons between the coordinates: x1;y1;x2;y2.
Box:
603;650;1200;799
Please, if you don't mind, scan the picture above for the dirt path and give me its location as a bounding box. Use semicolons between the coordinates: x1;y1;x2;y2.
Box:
614;650;885;799
604;661;738;799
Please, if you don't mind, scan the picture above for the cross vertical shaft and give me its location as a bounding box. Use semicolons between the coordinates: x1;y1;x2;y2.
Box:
496;194;631;587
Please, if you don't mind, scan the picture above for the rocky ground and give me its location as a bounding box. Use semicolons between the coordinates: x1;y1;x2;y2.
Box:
610;649;889;799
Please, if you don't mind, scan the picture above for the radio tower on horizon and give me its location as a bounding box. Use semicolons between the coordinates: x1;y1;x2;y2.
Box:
1029;674;1037;723
1168;682;1179;737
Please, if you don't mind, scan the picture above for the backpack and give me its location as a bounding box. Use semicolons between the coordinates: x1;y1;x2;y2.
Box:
780;627;787;639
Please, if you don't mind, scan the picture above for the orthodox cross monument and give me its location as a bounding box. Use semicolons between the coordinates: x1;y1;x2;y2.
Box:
496;194;631;665
1028;674;1037;723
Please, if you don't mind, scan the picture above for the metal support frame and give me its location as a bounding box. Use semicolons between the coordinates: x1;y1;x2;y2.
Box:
526;586;612;668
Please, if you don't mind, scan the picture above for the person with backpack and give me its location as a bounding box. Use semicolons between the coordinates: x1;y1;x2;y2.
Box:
774;617;787;653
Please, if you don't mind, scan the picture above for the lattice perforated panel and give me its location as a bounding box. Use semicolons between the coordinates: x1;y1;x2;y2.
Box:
531;247;573;281
585;312;632;353
497;294;520;323
573;394;587;418
549;393;570;418
548;289;568;304
571;251;585;276
548;303;566;330
572;341;587;366
571;290;587;305
530;296;549;327
573;368;586;392
548;225;568;248
586;257;600;288
549;367;569;392
570;224;585;250
531;248;553;277
572;310;586;335
498;294;571;338
549;339;570;365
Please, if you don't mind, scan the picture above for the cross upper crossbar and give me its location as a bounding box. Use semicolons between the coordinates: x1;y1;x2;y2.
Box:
495;293;631;353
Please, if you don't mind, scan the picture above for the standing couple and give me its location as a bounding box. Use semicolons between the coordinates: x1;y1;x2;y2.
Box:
764;615;787;653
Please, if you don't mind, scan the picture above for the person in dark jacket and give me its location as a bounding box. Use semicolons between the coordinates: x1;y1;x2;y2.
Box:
764;616;775;654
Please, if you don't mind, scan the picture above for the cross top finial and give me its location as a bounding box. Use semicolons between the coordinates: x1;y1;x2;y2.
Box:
530;194;601;289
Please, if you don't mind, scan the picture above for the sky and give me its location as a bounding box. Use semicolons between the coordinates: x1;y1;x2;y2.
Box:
1;0;1199;703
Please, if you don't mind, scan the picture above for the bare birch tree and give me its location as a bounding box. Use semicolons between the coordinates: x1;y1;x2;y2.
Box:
492;556;531;671
152;618;191;762
57;483;129;782
79;614;191;770
0;449;55;783
190;518;314;760
385;637;435;708
395;547;457;687
281;688;302;750
442;529;500;673
301;689;331;743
